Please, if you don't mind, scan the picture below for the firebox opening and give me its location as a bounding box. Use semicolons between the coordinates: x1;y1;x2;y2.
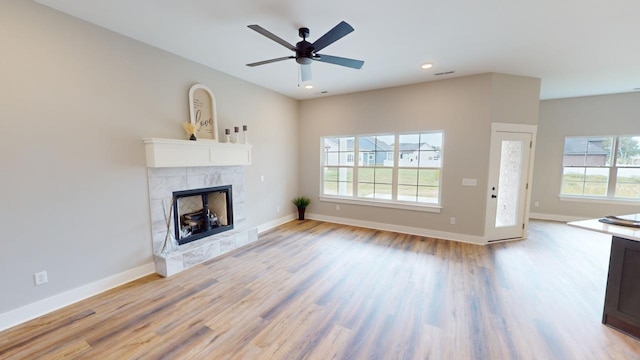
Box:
173;185;233;246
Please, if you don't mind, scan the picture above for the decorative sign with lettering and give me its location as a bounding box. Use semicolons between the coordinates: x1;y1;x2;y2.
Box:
189;84;218;141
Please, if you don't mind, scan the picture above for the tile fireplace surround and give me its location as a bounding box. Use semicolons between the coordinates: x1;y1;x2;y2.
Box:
147;166;258;277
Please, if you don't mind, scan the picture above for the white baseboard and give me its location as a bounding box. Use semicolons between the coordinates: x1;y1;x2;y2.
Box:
5;210;531;332
306;213;487;245
257;213;296;233
0;214;298;332
0;262;155;332
529;212;586;222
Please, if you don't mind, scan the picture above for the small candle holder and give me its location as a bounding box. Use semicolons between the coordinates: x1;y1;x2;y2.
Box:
232;126;239;143
242;125;249;144
224;128;231;143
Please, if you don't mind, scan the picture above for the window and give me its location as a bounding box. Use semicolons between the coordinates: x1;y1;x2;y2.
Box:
321;132;444;209
561;135;640;200
397;133;442;203
386;152;394;161
358;135;394;200
323;137;354;197
615;135;640;199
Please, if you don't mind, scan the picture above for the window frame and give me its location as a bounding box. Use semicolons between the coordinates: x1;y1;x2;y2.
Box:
321;136;355;198
559;135;640;202
320;131;444;212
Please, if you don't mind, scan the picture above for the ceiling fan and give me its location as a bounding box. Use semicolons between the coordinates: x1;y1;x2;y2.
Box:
246;21;364;83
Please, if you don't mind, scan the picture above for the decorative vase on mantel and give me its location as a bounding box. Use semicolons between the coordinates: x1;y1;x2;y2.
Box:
183;122;197;142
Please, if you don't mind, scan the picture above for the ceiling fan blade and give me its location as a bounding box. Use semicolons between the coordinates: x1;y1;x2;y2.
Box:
300;65;312;82
314;54;364;69
311;21;354;52
246;56;295;67
247;25;296;51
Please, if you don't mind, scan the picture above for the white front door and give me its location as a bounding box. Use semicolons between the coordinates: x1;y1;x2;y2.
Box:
485;128;534;241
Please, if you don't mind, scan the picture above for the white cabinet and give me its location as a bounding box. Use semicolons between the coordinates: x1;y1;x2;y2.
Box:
142;138;251;167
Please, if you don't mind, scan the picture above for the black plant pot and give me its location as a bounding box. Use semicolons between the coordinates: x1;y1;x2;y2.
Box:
297;207;306;220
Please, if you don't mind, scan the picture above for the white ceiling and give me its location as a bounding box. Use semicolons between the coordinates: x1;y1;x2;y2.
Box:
35;0;640;100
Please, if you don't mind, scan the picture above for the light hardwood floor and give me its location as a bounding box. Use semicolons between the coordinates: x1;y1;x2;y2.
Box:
1;220;639;359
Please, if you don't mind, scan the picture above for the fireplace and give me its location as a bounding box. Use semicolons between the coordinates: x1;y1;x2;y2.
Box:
147;165;257;277
173;185;233;245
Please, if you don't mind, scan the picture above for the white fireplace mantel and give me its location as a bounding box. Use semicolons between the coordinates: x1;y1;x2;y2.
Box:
142;138;251;168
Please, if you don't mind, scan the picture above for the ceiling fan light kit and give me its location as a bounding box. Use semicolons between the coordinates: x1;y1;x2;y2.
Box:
247;21;364;84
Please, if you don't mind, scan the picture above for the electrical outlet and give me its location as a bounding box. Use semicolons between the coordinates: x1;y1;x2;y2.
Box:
260;175;264;182
336;205;340;211
462;178;477;186
450;217;456;225
534;201;540;207
34;271;48;286
276;206;280;213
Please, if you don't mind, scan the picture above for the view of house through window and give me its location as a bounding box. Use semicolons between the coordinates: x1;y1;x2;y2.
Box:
397;133;442;202
358;135;394;199
323;136;354;197
322;132;443;207
561;135;640;200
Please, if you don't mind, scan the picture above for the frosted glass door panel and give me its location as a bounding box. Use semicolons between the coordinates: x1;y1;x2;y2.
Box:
495;140;524;227
485;129;532;241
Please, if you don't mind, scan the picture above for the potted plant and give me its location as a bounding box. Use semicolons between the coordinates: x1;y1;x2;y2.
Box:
292;196;311;220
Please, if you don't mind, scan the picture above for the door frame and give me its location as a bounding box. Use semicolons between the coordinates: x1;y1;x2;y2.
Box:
484;123;537;242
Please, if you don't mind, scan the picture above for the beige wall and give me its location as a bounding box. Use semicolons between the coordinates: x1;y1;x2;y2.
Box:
0;0;298;314
491;73;542;125
0;0;544;319
531;92;640;219
298;73;540;237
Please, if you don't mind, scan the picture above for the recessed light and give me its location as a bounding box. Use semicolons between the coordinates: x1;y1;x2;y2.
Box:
304;84;314;89
421;63;433;69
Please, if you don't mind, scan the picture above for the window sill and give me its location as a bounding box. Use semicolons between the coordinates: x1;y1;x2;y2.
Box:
319;196;442;213
559;195;640;206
